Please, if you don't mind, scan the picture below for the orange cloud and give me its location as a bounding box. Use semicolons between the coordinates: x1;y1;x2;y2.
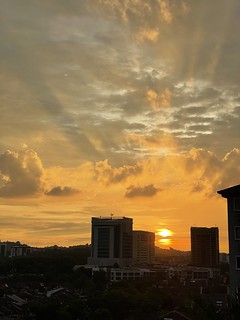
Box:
159;0;173;24
94;159;143;184
147;88;172;109
135;28;160;43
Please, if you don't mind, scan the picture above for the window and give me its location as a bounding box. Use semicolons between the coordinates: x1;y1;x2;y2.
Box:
236;256;240;270
234;198;240;211
97;228;110;258
235;227;240;240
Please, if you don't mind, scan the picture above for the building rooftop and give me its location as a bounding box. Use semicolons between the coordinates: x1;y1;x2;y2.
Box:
217;184;240;198
92;216;132;220
160;310;193;320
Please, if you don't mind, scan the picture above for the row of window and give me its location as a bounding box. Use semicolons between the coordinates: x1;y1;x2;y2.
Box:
236;256;240;270
234;198;240;211
233;198;240;271
234;227;240;240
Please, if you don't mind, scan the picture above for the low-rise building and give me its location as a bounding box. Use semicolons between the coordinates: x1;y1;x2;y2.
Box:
110;267;150;281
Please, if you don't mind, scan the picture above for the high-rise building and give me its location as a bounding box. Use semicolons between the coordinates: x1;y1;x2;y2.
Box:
133;230;155;265
88;216;133;267
191;227;219;267
218;184;240;295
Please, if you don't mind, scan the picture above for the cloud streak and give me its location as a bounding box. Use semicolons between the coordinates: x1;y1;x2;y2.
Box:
125;184;160;198
45;186;80;197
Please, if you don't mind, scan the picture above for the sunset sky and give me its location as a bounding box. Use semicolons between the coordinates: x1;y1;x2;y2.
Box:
1;0;240;252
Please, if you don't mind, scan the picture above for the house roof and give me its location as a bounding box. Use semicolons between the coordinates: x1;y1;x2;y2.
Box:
6;295;27;306
46;287;64;298
217;184;240;198
160;310;193;320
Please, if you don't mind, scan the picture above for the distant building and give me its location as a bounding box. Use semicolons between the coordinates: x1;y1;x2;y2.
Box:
218;184;240;295
219;253;229;264
167;265;220;282
0;241;33;258
10;245;33;257
133;230;155;265
74;265;150;282
88;216;133;267
0;243;7;257
110;267;150;281
191;227;219;267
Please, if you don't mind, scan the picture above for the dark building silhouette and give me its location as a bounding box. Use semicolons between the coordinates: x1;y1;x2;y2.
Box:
218;184;240;295
191;227;219;267
133;230;155;265
88;216;133;266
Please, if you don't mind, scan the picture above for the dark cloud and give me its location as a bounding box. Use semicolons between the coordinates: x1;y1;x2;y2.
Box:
125;184;160;198
0;149;43;198
45;186;79;197
94;160;143;184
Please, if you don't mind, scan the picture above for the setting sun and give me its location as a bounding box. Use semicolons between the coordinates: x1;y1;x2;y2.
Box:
157;229;173;238
159;238;171;245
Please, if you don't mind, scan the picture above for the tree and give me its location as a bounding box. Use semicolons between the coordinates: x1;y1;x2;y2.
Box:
90;308;112;320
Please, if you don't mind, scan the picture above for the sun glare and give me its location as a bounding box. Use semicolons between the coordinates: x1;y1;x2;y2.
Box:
157;228;173;238
159;238;171;245
156;228;174;246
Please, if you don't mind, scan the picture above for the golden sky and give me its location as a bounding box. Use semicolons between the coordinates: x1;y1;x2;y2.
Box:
1;0;240;252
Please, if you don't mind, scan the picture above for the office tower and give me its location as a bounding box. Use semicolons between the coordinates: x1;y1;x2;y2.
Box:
218;184;240;295
88;216;133;267
191;227;219;267
133;230;155;265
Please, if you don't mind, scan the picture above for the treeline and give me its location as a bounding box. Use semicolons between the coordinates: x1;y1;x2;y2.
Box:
0;245;90;284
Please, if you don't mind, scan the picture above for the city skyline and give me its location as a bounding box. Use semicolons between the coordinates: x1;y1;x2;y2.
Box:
1;0;240;252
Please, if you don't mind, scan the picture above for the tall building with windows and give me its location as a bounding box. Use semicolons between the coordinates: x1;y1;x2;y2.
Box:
133;231;155;265
191;227;219;267
218;184;240;295
88;216;133;267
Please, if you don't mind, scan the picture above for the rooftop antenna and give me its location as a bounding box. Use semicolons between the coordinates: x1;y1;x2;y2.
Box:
110;213;114;219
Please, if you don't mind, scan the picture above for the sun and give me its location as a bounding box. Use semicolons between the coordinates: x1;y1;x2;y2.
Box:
159;238;170;244
156;228;174;247
157;228;173;238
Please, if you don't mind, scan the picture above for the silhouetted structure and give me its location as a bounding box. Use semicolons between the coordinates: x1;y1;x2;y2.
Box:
88;216;133;266
191;227;219;267
160;310;193;320
133;230;155;265
0;241;33;258
218;184;240;295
